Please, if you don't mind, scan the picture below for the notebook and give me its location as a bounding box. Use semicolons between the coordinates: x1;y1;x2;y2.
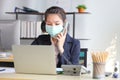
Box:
12;45;56;75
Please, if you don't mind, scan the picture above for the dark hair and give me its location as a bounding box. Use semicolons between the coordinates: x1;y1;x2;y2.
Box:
41;21;46;32
45;6;66;22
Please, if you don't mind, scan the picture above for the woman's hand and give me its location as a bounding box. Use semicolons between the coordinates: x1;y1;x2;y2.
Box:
55;28;67;54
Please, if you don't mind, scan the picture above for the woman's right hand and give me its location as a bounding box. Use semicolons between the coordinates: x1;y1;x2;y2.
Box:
55;28;67;54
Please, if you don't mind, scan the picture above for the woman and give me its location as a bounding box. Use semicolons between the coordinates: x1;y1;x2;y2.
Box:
32;6;80;67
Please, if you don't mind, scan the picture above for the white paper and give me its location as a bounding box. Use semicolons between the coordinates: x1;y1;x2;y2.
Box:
0;67;15;73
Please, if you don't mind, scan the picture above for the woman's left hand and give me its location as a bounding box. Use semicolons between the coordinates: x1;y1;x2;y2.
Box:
55;29;67;54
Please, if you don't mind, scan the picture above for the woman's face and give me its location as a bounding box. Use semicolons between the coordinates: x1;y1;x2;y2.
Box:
46;14;63;26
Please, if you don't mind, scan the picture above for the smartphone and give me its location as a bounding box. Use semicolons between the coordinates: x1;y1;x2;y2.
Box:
62;21;69;33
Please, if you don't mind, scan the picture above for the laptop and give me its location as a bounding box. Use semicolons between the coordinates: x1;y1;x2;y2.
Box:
12;45;56;75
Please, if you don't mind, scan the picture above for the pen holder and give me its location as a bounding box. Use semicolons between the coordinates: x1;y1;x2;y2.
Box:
93;62;105;79
91;51;109;79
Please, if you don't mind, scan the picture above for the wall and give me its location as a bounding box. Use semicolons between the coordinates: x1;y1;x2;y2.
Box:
0;0;46;20
85;0;120;63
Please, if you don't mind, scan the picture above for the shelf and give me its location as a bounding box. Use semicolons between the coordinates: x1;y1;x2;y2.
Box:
6;12;90;15
6;11;90;39
20;38;36;40
6;12;45;15
20;37;90;40
78;38;90;40
66;12;90;14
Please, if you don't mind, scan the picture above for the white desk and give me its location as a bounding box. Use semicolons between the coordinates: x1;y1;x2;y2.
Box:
0;73;118;80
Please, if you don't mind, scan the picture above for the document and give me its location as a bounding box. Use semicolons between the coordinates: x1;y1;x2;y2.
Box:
0;67;15;73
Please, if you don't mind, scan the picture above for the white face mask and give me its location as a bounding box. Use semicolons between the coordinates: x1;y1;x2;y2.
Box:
46;25;63;37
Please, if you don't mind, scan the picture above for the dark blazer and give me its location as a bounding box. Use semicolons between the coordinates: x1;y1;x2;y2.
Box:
31;34;51;45
31;34;80;67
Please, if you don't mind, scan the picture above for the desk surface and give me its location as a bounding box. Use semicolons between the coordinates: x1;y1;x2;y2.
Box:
0;58;117;80
0;73;118;80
